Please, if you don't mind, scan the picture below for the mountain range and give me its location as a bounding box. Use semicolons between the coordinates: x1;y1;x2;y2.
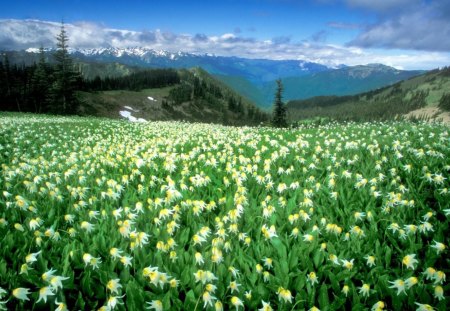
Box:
287;66;450;122
4;47;424;108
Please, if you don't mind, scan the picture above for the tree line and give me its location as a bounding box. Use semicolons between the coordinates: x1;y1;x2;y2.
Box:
0;23;275;126
82;69;180;92
162;70;269;124
0;23;82;115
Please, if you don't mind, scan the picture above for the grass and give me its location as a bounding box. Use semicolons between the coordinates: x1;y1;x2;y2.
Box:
0;113;448;310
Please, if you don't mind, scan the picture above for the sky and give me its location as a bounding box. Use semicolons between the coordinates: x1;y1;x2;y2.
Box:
1;0;450;69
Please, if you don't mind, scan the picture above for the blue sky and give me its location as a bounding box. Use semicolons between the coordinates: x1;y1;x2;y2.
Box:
1;0;450;69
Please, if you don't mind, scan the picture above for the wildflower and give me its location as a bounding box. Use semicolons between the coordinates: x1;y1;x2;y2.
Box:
389;279;406;295
326;254;338;265
342;259;354;270
263;271;271;282
423;267;436;281
205;283;217;293
290;227;299;238
192;234;207;245
388;223;400;233
431;241;446;254
195;252;204;265
277;287;293;303
402;254;418;270
244;290;252;300
64;214;75;223
354;212;366;221
228;281;241;293
14;223;25;231
110;248;123;259
307;272;319;286
230;296;243;309
82;253;101;269
42;268;57;281
146;300;163;311
29;218;43;230
303;234;314;242
203;291;216;308
120;256;133;268
37;286;54;303
263;257;273;269
215;301;223;311
256;263;263;273
342;285;350;297
365;255;376;267
433;271;446;284
414;303;435;311
55;300;68;311
405;276;418;289
309;307;320;311
359;283;370;297
422;211;433;221
433;285;444;301
20;263;32;275
261;224;278;239
229;266;240;278
88;210;100;220
49;275;70;291
259;300;273;311
371;301;385;311
12;288;30;301
80;221;95;233
193;270;217;284
107;295;125;309
107;279;122;295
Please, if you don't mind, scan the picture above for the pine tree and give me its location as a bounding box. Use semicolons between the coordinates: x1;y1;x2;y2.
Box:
272;79;287;128
52;22;80;114
30;47;51;113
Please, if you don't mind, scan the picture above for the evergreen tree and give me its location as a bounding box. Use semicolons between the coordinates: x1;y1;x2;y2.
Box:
272;79;287;128
30;47;51;113
52;22;80;114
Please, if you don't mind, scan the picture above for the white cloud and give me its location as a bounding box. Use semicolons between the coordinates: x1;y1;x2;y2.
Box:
346;0;450;52
0;18;449;70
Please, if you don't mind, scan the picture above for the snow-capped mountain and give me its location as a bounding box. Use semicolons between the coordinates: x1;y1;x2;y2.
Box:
9;47;422;107
59;47;333;83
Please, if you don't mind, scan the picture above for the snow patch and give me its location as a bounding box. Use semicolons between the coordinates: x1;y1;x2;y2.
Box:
147;96;157;102
123;105;139;112
119;110;147;122
26;48;40;53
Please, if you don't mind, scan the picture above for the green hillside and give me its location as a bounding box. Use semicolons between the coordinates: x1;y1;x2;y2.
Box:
212;74;269;110
78;68;269;126
287;67;450;122
215;64;423;108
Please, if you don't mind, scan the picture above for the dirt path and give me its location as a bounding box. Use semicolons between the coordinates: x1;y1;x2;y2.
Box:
405;107;450;125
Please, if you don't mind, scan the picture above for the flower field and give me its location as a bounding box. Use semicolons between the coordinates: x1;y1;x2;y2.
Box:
0;113;449;310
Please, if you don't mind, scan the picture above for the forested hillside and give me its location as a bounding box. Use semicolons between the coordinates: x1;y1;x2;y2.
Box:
0;53;268;125
287;67;450;122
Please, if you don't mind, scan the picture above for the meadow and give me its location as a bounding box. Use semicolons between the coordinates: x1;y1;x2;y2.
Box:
0;113;448;310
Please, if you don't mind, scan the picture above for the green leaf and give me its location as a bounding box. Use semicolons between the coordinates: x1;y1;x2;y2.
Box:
184;290;196;309
81;271;92;296
271;238;287;259
313;250;323;269
257;284;269;299
288;247;298;270
280;260;289;277
318;284;329;310
162;292;172;309
181;268;191;286
75;291;86;310
384;247;392;268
